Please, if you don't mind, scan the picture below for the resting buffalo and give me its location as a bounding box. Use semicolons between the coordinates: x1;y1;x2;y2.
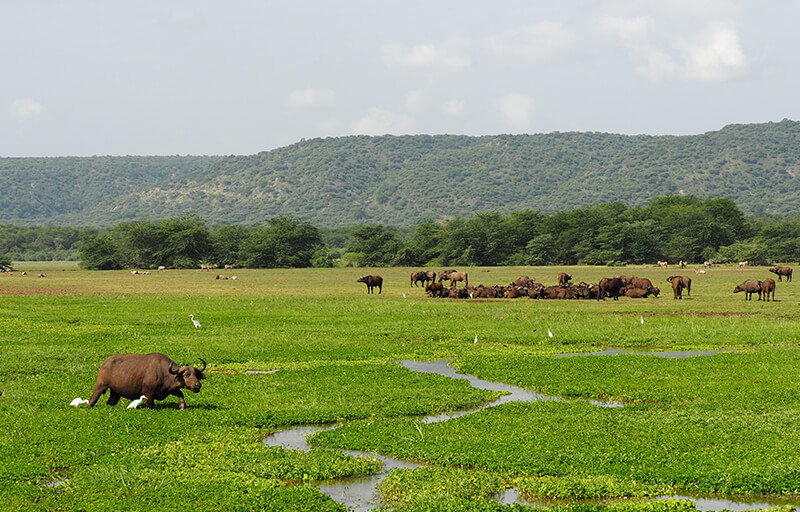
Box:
734;279;762;301
623;287;655;298
88;353;206;410
410;270;433;287
666;276;691;299
357;275;383;294
557;272;572;287
761;278;776;302
769;266;793;282
599;277;623;300
439;270;468;288
425;282;444;297
512;275;535;288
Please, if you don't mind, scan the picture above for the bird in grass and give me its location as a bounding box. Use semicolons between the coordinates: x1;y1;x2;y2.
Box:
403;293;406;298
70;397;88;407
474;334;478;344
190;314;201;328
547;328;554;339
127;395;146;409
640;315;645;324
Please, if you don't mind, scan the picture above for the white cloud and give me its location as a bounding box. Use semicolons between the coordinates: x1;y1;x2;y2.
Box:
598;15;652;43
351;108;414;135
682;22;746;81
10;98;46;122
382;42;470;70
441;99;465;117
405;89;428;113
286;88;335;108
496;93;532;130
488;22;576;62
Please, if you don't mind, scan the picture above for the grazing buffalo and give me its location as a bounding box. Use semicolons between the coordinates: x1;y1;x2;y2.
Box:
666;276;692;298
734;279;762;301
88;353;206;410
357;275;383;294
769;266;793;282
410;270;433;287
557;272;572;287
598;277;624;300
761;278;776;302
439;270;468;288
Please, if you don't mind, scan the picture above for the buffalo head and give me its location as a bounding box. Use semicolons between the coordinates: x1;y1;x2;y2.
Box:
169;358;207;393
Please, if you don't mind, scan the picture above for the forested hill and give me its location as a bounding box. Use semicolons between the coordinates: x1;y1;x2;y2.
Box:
3;120;800;227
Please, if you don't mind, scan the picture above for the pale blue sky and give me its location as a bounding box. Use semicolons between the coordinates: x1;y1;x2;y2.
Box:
2;0;798;156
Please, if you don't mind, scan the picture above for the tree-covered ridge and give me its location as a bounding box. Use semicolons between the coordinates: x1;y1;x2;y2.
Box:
2;120;800;226
0;155;222;226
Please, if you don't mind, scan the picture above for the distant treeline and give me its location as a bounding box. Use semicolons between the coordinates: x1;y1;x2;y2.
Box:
2;195;799;269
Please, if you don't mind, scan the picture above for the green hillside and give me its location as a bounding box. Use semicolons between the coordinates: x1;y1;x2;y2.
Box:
2;120;800;227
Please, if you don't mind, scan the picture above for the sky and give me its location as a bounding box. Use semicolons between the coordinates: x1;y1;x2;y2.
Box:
2;0;799;157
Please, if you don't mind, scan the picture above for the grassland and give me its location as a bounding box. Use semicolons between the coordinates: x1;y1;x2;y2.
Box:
1;263;799;511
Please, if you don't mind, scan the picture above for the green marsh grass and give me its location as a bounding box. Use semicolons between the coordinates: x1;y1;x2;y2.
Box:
1;264;800;510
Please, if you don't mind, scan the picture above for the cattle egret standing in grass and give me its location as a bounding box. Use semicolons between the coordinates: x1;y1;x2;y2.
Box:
403;293;406;298
127;395;146;409
474;334;478;344
548;329;553;339
190;314;201;328
640;316;645;324
70;397;88;407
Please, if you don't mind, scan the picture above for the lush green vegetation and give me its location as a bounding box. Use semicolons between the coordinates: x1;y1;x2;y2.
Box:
2;264;800;511
2;121;800;226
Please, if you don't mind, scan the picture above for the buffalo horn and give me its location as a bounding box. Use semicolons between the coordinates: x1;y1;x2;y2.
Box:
168;361;180;375
198;358;207;372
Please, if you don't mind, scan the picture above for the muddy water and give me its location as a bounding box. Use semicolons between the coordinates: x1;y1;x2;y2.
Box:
263;357;797;512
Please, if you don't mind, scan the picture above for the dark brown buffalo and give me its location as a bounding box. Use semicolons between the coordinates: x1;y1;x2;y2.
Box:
599;277;623;300
88;353;206;410
557;272;572;287
410;270;433;287
425;282;444;297
666;276;691;299
761;278;776;302
357;275;383;294
769;266;793;282
623;287;655;298
512;276;534;288
439;270;468;287
734;279;762;300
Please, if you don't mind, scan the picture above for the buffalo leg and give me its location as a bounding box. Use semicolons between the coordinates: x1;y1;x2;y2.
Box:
87;381;109;408
172;390;186;410
107;389;121;406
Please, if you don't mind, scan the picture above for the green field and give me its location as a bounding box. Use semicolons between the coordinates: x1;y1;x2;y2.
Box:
1;264;799;511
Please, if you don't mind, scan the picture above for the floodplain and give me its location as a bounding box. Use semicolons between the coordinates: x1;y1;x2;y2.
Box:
1;263;799;511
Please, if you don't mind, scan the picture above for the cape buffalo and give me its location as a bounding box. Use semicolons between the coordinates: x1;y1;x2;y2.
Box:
623;287;655;298
761;278;776;302
734;279;762;301
769;266;793;282
512;276;534;288
88;353;206;410
557;272;572;287
599;277;623;300
666;276;692;299
410;270;433;287
439;270;468;287
357;275;383;294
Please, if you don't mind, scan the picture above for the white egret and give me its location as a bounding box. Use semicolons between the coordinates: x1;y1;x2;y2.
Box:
190;314;201;328
403;293;406;298
70;397;88;407
474;334;478;344
640;315;645;324
127;395;146;409
547;328;554;339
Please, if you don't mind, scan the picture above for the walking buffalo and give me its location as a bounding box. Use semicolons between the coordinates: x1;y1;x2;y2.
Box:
599;277;624;300
439;270;468;287
761;278;776;302
88;353;206;410
769;266;793;282
357;275;383;294
734;279;762;300
666;276;692;299
410;270;434;287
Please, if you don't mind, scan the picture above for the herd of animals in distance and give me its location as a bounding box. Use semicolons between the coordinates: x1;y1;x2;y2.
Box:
358;264;793;301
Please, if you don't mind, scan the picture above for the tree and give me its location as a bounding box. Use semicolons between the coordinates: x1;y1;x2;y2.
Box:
240;216;321;268
152;215;212;269
79;235;122;270
347;225;402;266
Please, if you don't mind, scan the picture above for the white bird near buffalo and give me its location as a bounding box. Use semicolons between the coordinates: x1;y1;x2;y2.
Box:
548;328;554;338
190;314;201;328
70;397;89;407
127;395;146;409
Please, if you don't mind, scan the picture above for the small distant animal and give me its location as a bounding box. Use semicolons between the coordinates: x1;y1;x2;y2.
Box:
87;353;206;410
679;260;687;268
761;278;776;302
37;273;47;278
438;270;468;288
157;266;166;272
704;261;713;268
557;272;572;287
695;269;706;274
739;261;748;268
666;276;692;298
190;314;201;328
357;275;383;294
657;260;668;268
733;279;762;301
769;266;793;282
410;270;433;287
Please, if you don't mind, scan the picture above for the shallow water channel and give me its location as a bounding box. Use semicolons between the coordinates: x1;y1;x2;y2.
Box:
262;355;800;512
